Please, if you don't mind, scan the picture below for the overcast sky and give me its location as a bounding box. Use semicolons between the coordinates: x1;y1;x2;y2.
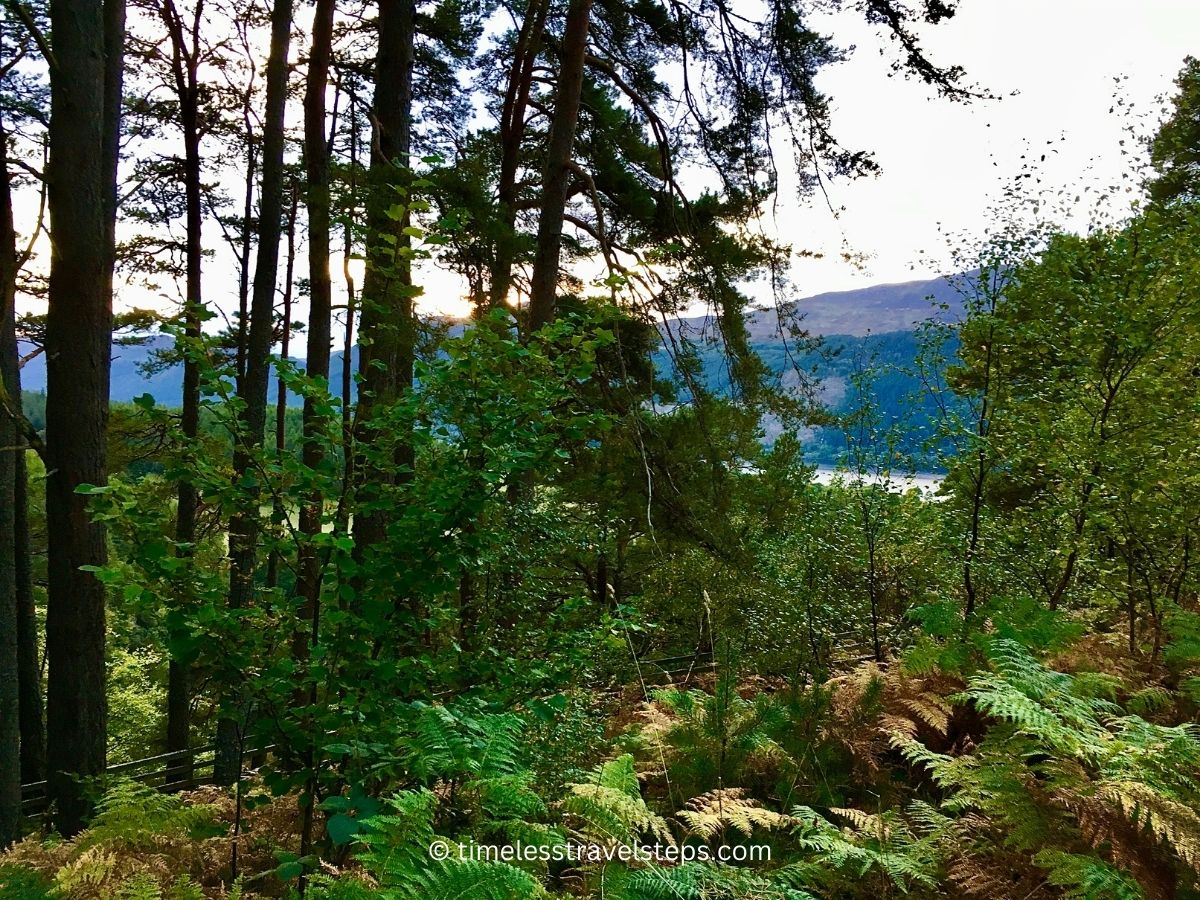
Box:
762;0;1198;301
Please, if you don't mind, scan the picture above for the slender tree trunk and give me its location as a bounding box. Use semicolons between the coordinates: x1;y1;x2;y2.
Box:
487;0;548;311
340;91;358;487
3;146;41;783
234;61;259;383
295;0;336;870
236;142;256;381
297;0;334;646
0;117;22;849
266;188;299;590
526;0;593;334
44;0;125;835
352;0;414;554
498;0;591;530
215;0;294;786
161;0;205;784
15;420;41;787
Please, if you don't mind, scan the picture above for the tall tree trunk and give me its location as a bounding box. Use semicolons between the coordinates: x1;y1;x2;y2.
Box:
160;0;205;784
487;0;548;311
236;141;256;382
44;0;126;835
526;0;593;333
215;0;294;786
266;187;299;590
15;414;41;787
3;145;41;783
352;0;414;554
295;0;335;868
296;0;334;650
340;89;358;495
0;117;22;849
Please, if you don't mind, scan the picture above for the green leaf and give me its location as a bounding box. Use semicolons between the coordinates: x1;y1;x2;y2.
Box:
326;813;359;846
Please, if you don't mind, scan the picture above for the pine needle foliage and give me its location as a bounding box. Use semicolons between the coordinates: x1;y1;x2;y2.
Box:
641;672;790;800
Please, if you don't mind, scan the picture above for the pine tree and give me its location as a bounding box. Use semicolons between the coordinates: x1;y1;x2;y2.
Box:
43;0;125;834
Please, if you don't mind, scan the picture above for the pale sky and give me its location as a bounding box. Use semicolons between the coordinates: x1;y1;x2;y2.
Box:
769;0;1199;299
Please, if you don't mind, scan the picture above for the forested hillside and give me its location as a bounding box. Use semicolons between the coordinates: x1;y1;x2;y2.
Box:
19;273;962;467
3;0;1200;898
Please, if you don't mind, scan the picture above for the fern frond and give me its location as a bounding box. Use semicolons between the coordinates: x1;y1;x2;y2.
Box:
592;754;641;798
77;779;221;851
900;694;951;736
53;846;118;895
828;807;888;839
400;702;525;783
1099;780;1200;873
677;789;795;839
563;784;672;847
1033;850;1144;900
115;873;164;900
403;858;542;899
615;862;820;900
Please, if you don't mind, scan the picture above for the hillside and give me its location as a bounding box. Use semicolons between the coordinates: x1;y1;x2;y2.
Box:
18;274;962;408
671;273;963;340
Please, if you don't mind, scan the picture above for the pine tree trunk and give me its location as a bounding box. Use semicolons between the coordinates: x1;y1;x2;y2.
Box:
352;0;414;554
296;0;334;638
162;0;205;784
215;0;294;786
488;0;548;311
236;143;256;383
15;429;41;787
266;189;298;591
527;0;593;333
44;0;125;835
295;0;335;866
0;117;22;850
340;92;358;499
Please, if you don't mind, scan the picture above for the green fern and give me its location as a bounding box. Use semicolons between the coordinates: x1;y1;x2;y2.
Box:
166;875;204;900
1033;850;1144;900
0;864;56;900
305;873;379;899
787;805;940;892
351;789;543;899
602;861;819;899
112;873;203;900
115;873;164;900
562;755;672;847
399;700;526;784
78;779;221;850
402;859;543;899
894;639;1200;893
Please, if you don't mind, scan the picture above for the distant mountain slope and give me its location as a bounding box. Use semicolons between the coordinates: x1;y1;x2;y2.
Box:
670;273;963;340
19;337;363;406
19;275;963;428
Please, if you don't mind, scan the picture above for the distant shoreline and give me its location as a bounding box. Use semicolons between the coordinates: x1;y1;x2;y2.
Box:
811;464;942;495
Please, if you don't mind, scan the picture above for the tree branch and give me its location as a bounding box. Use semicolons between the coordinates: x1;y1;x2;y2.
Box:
2;0;57;71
